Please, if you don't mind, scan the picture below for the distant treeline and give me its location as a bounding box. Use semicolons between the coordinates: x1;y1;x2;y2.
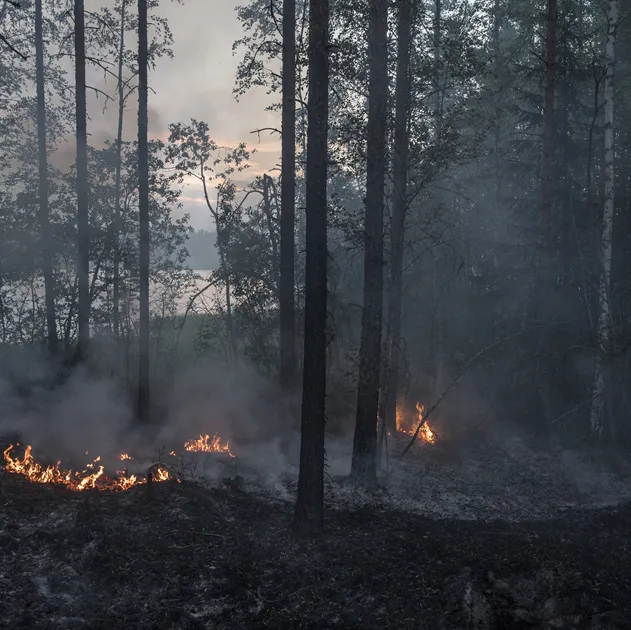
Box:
185;230;219;271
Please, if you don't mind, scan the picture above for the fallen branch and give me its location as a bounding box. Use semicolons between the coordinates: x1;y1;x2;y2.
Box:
399;322;568;459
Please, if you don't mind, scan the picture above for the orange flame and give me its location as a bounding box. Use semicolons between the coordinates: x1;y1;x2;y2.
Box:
3;444;171;492
119;453;133;461
184;433;234;458
395;401;436;444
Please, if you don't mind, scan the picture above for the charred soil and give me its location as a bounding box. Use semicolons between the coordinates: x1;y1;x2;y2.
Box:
1;468;631;629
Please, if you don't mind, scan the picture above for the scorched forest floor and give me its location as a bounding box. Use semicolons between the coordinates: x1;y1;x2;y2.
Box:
1;438;631;629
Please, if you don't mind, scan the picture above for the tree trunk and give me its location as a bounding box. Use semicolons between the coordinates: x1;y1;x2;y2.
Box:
35;0;58;356
280;0;297;391
137;0;150;422
74;0;90;359
540;0;557;267
351;0;388;485
113;0;127;341
590;0;618;437
534;0;557;431
384;0;412;435
293;0;329;534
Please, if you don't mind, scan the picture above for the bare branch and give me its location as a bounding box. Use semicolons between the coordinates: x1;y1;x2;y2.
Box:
0;33;28;60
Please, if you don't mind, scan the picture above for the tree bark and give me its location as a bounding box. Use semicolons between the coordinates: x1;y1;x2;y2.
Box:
137;0;150;422
35;0;58;356
590;0;617;437
293;0;329;534
74;0;90;359
113;0;127;341
280;0;297;391
539;0;557;266
351;0;388;485
384;0;412;435
533;0;557;431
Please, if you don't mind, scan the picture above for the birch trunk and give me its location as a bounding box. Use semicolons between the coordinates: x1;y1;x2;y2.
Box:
590;0;618;437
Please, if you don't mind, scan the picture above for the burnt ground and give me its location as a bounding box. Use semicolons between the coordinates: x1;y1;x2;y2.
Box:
1;447;631;630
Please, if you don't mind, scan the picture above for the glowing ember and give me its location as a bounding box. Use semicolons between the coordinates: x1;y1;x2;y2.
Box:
119;453;133;461
169;451;177;457
3;444;171;492
184;433;234;458
395;401;436;444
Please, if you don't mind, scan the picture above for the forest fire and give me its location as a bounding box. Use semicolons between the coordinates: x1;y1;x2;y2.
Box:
184;433;235;458
2;444;171;492
396;402;436;444
2;429;235;491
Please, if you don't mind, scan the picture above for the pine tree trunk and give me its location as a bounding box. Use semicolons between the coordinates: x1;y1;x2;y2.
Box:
74;0;90;359
590;0;618;437
384;0;412;435
280;0;297;391
113;0;127;341
351;0;388;485
137;0;150;422
534;0;557;431
293;0;329;534
35;0;58;356
540;0;557;268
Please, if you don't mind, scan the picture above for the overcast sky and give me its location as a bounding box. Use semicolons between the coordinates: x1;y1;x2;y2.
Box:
59;0;281;232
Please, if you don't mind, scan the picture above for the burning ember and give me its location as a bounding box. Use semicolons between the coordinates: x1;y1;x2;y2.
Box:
184;433;234;458
119;453;133;461
3;444;171;492
395;401;436;444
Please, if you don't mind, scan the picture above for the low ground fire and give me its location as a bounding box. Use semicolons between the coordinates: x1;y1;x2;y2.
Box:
395;401;436;444
2;430;234;491
183;433;234;458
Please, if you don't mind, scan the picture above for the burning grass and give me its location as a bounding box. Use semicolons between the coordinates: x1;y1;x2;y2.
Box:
2;430;234;493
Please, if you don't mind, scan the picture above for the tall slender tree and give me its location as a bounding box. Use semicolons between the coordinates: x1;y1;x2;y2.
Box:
293;0;329;534
75;0;90;359
137;0;150;422
112;0;128;342
534;0;557;427
35;0;58;356
351;0;389;484
590;0;618;437
384;0;412;435
280;0;297;390
539;0;557;270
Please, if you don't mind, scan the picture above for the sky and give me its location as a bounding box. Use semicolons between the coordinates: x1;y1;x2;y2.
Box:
53;0;281;232
149;0;281;232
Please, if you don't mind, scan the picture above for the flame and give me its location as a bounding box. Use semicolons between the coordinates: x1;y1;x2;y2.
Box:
394;401;436;444
169;451;177;457
3;444;171;492
184;433;234;458
119;453;133;461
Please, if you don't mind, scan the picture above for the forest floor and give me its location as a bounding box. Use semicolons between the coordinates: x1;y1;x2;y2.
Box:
2;433;631;629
